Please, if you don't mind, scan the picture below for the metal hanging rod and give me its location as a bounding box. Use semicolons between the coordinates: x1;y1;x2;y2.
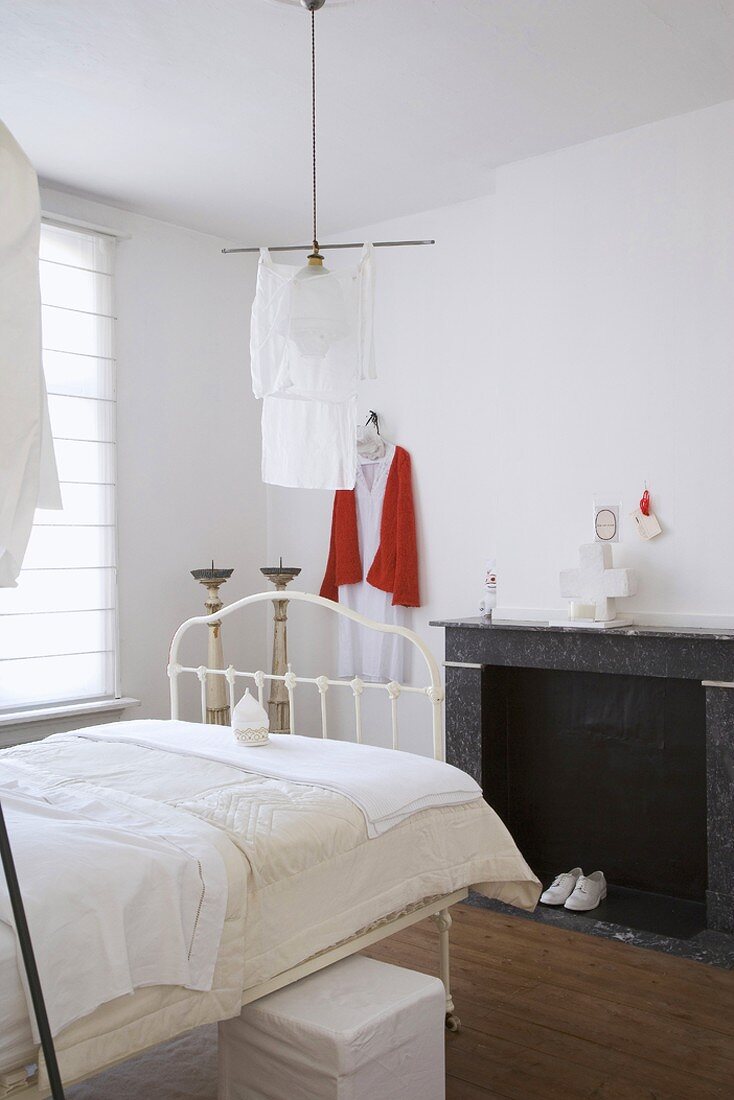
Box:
225;5;435;260
222;240;435;255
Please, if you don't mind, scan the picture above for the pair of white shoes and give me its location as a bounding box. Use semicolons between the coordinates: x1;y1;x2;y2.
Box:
540;868;607;911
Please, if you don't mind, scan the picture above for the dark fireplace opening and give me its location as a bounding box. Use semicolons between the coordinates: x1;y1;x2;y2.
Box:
482;666;708;937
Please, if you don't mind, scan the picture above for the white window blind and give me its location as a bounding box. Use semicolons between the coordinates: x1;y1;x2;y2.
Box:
0;222;118;712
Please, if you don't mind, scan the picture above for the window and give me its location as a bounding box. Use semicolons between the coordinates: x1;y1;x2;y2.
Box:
0;221;118;712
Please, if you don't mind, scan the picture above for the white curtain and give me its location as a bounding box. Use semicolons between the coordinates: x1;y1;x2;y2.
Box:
0;119;60;589
0;210;117;710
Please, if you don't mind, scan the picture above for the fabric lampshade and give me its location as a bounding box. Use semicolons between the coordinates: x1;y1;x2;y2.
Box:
232;690;270;747
287;268;349;358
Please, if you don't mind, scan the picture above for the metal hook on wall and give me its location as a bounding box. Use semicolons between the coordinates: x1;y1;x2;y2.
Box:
365;410;381;435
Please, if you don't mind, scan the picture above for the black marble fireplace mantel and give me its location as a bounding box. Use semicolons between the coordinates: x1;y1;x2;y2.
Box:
431;618;734;935
435;617;734;680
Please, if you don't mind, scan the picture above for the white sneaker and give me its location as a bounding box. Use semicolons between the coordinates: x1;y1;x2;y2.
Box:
540;867;583;906
564;871;607;911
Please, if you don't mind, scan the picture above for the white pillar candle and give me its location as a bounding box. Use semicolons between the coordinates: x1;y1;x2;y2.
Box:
569;602;596;620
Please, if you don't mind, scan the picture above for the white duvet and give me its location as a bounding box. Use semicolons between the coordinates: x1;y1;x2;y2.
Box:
69;720;483;838
0;720;540;1092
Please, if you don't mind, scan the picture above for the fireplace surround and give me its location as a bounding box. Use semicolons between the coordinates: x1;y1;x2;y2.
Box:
432;619;734;937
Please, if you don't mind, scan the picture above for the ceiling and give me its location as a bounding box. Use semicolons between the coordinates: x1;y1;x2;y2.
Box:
1;0;733;242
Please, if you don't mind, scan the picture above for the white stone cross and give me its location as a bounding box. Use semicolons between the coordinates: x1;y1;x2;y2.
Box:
560;543;637;622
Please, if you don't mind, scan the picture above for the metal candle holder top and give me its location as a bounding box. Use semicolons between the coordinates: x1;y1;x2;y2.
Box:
261;558;301;591
191;567;234;583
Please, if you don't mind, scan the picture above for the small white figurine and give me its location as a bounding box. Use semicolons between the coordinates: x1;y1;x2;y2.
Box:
479;559;497;620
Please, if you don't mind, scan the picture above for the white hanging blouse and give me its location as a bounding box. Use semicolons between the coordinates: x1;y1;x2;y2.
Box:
338;444;407;684
250;245;375;490
0;121;60;587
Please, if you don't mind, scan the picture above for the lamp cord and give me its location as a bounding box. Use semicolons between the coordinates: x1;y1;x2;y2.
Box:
311;9;318;255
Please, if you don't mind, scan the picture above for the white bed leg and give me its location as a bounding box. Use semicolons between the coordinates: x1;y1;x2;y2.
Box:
431;908;460;1032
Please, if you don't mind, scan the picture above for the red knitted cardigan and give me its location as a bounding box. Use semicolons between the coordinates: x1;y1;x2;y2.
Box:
320;445;420;607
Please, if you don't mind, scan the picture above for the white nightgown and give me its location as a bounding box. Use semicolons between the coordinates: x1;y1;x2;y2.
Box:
0;121;60;587
250;245;375;490
338;444;407;683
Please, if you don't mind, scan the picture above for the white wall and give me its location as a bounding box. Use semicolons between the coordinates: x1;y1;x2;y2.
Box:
266;99;734;718
33;97;734;742
490;99;734;625
40;188;266;720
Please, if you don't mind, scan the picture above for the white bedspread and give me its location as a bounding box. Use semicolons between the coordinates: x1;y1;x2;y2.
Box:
0;762;231;1039
64;720;483;838
0;720;539;1091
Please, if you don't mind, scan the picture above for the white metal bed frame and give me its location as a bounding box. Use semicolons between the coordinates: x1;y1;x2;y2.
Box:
169;590;445;758
3;592;467;1097
168;590;465;1030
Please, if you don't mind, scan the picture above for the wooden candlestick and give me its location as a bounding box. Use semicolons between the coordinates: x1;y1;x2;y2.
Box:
191;563;234;725
260;563;301;733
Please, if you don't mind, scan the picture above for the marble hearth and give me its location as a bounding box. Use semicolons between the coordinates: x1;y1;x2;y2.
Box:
432;619;734;942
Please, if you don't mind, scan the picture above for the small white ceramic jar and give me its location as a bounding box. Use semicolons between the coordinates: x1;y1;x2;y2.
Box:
232;690;270;746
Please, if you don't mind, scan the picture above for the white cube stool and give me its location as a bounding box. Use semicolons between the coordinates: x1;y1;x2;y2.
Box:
218;955;446;1100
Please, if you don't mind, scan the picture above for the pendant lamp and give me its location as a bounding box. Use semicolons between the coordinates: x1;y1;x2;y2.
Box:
299;0;327;275
286;0;349;358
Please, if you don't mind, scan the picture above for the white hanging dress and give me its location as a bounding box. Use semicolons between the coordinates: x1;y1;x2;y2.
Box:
0;120;60;588
250;245;375;490
337;444;407;683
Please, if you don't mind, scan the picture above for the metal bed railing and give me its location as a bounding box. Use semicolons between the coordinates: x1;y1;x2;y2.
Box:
167;591;445;760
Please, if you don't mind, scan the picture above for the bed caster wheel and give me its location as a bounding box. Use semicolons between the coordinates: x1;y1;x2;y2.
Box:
445;1012;461;1033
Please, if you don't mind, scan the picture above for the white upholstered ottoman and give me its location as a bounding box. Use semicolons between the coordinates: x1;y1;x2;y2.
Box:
218;955;446;1100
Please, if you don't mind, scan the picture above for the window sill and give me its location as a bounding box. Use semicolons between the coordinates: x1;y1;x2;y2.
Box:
0;697;141;729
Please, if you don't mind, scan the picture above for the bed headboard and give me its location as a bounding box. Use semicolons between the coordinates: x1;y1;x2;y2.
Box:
167;591;445;760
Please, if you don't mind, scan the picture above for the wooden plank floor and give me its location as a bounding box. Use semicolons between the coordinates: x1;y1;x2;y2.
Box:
363;902;734;1100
